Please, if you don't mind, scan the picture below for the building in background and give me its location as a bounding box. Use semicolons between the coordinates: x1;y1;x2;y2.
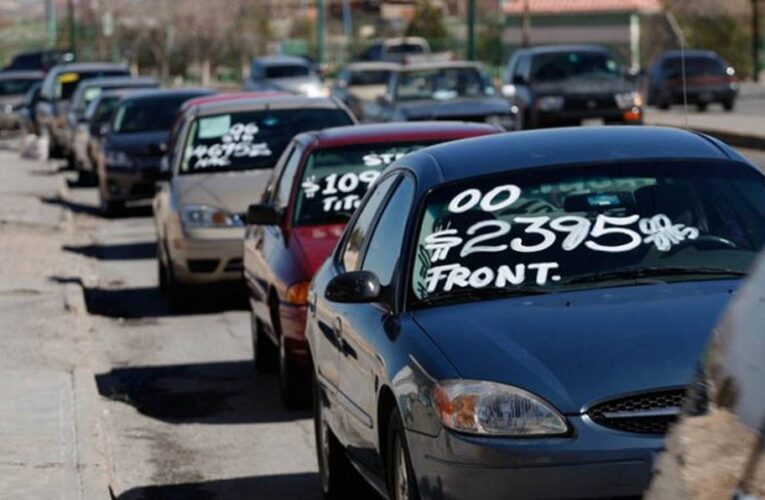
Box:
503;0;663;68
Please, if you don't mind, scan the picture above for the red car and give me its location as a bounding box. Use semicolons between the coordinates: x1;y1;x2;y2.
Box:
243;122;502;407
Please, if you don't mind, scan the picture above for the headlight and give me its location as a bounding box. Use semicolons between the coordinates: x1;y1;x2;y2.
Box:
614;91;643;110
105;150;134;169
4;104;13;114
181;204;244;229
501;84;516;98
285;281;310;305
536;96;565;111
485;114;516;130
432;380;568;436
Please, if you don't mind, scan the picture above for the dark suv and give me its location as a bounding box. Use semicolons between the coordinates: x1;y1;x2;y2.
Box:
503;45;643;129
645;50;739;112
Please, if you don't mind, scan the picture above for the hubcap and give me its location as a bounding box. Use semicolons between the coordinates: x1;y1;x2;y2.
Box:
395;438;409;500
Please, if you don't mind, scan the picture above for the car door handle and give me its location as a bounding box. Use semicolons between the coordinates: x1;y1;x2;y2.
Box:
333;317;343;340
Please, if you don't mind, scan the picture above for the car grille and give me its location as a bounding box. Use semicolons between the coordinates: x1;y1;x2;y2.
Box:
564;96;619;112
587;389;685;435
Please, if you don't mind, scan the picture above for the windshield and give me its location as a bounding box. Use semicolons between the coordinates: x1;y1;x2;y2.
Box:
349;70;391;86
396;67;495;101
411;162;765;305
531;51;621;82
294;141;433;226
112;94;192;134
55;70;129;100
0;78;39;95
265;65;311;79
180;109;353;175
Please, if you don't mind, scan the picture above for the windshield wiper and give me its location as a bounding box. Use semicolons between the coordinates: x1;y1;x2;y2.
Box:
569;267;747;285
418;286;551;306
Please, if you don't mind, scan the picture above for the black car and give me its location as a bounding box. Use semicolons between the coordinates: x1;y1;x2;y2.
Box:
36;62;131;159
306;126;765;500
645;50;739;111
97;88;213;215
366;61;517;130
503;45;643;129
4;49;73;72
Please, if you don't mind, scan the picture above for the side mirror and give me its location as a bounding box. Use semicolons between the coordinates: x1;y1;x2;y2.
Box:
325;271;381;304
246;203;282;226
149;142;168;156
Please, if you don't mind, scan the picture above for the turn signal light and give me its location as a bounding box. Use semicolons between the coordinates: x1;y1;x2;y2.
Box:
286;281;310;305
624;108;642;122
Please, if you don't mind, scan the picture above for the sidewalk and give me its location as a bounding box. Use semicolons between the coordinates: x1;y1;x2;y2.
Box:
0;145;111;500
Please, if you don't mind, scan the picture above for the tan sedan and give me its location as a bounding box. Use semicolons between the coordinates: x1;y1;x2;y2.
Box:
153;94;355;304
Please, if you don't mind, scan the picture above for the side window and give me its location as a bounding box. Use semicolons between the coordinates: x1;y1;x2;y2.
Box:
515;54;531;82
272;146;302;210
361;176;414;287
341;176;398;272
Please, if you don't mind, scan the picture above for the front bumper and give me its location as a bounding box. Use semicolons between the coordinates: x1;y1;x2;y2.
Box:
102;167;160;202
536;108;642;127
168;228;245;284
407;416;661;500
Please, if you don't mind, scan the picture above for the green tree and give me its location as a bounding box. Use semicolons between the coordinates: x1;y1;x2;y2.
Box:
405;0;448;49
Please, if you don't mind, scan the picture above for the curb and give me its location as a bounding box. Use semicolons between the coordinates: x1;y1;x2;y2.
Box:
73;367;113;500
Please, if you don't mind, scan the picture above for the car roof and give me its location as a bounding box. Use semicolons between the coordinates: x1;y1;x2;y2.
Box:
181;91;286;110
519;44;612;55
398;126;753;184
190;95;346;117
48;62;129;74
0;70;44;79
119;87;212;104
659;50;721;60
293;122;502;149
344;62;400;72
397;60;484;71
76;76;158;88
253;55;310;67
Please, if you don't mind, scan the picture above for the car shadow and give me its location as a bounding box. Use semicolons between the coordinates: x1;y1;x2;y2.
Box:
63;241;157;261
39;194;153;219
48;276;248;318
116;473;323;500
95;360;310;425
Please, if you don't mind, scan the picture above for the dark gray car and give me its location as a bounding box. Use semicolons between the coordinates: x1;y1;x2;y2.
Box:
0;70;44;132
365;61;517;130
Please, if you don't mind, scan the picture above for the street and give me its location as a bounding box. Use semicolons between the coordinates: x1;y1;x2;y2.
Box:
0;138;761;499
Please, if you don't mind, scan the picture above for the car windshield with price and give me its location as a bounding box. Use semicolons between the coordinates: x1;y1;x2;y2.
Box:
413;161;765;304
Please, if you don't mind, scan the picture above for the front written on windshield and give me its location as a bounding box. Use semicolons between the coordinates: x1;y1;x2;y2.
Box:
294;141;432;226
180;109;353;174
412;162;765;302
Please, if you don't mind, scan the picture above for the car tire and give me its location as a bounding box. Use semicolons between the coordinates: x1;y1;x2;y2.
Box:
386;410;421;500
723;99;735;112
657;93;670;110
314;376;359;500
279;337;311;410
696;102;708;112
251;313;278;373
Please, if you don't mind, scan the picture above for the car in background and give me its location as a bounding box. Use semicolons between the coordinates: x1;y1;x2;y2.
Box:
504;45;643;129
0;70;44;132
96;88;212;215
153;95;355;305
67;76;159;170
307;126;765;500
37;62;130;159
243;122;502;408
365;61;517;130
357;37;431;63
18;81;42;135
645;50;739;112
244;55;328;98
4;49;73;72
331;62;398;121
647;251;765;499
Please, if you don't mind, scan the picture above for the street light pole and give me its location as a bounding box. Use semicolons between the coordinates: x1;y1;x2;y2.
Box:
467;0;476;60
316;0;326;65
45;0;57;49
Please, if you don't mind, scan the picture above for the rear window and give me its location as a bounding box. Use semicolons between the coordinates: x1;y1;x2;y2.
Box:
112;94;194;134
663;57;727;78
264;65;311;79
56;69;129;100
0;78;40;95
293;141;434;226
180;108;353;174
349;70;392;86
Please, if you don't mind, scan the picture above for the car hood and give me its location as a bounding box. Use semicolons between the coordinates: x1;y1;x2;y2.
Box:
107;131;169;157
398;97;512;119
173;170;272;215
291;224;346;276
412;281;735;414
532;78;634;97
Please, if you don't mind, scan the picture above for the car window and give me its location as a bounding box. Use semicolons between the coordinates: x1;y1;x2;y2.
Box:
112;94;197;134
515;54;531;81
663;57;728;79
293;140;434;227
0;78;40;95
530;51;620;82
341;175;398;272
273;146;302;210
411;161;765;304
396;67;495;101
264;65;311;79
361;176;415;287
180;108;353;175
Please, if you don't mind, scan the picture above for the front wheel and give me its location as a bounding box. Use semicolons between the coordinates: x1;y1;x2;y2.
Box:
387;410;420;500
722;98;735;111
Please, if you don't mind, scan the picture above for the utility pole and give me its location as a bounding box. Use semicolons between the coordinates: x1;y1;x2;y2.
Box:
521;0;531;48
316;0;326;64
67;0;76;57
45;0;57;49
467;0;476;60
754;0;761;82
